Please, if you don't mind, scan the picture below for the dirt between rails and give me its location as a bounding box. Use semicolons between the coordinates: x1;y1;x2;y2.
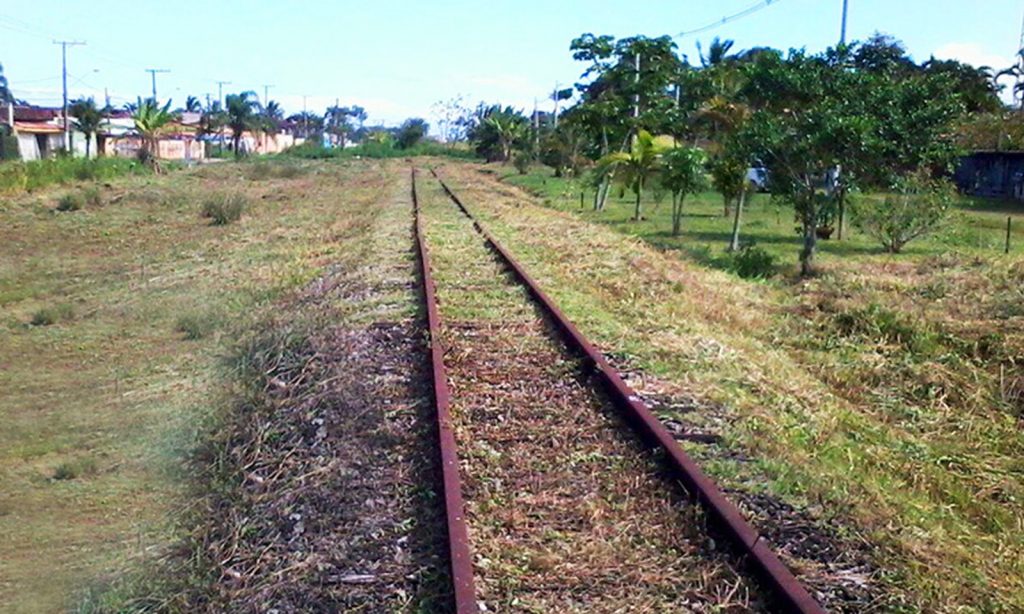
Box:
440;316;768;613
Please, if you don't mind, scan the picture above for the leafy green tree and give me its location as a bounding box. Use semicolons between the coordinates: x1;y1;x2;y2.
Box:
697;37;737;68
660;146;707;235
708;152;752;250
852;173;955;253
225;91;260;157
395;117;428;149
287;111;324;140
131;97;176;167
70;97;105;158
324;105;353;148
739;50;874;275
599;129;666;221
180;95;202;113
467;105;528;162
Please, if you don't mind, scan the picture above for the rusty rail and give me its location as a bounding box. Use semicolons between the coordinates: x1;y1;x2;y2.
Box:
410;168;478;614
430;168;826;614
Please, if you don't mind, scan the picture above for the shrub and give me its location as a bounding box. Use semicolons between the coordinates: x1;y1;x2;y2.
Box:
832;303;939;354
82;186;103;207
30;303;74;326
55;193;84;212
175;311;220;340
513;151;531;175
53;457;98;480
201;194;247;225
729;245;775;279
852;173;955;253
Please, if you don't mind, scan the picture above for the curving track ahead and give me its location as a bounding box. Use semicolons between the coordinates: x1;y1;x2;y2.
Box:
412;167;825;613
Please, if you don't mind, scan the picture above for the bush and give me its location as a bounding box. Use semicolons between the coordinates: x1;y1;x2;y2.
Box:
1;157;148;194
201;194;247;225
55;193;84;212
832;302;939;355
729;245;775;279
53;457;98;480
30;303;74;326
82;186;103;206
852;173;954;253
513;151;531;175
175;311;220;340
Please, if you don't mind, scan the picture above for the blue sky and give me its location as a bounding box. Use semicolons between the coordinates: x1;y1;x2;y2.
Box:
1;0;1021;129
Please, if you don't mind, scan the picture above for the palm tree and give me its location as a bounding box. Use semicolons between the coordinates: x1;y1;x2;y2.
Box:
131;97;175;168
0;63;13;105
225;91;259;157
599;129;667;221
697;37;736;68
485;114;524;163
182;95;202;113
71;97;105;158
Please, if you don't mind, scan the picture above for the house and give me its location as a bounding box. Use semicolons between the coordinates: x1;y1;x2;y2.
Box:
955;151;1024;200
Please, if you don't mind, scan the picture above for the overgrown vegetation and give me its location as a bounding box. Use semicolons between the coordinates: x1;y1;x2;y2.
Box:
201;193;247;225
0;157;149;194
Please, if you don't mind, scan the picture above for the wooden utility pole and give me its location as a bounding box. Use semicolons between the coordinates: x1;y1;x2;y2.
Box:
145;68;170;100
262;84;273;107
216;80;231;152
53;39;85;152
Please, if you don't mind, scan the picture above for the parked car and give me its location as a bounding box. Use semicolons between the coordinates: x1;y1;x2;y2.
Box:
747;166;769;192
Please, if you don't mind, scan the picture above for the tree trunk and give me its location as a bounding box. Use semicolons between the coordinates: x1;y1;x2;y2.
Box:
85;133;91;159
723;194;732;217
634;185;643;221
671;192;682;236
729;191;745;251
837;190;846;240
799;198;818;276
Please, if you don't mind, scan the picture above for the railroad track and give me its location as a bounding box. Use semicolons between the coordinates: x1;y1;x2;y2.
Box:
411;167;824;613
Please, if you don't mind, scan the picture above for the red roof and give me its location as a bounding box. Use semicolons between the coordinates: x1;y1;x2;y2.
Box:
13;106;60;121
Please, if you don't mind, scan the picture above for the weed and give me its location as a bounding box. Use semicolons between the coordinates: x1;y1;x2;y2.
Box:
175;311;220;340
831;303;939;354
200;194;247;225
729;245;775;279
30;302;74;326
53;457;97;480
81;186;103;207
56;193;85;212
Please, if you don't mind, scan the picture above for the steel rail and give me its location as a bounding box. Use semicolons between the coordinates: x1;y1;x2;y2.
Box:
410;168;478;614
430;168;826;614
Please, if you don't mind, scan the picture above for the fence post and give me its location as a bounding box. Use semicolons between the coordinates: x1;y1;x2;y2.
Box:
1006;216;1012;254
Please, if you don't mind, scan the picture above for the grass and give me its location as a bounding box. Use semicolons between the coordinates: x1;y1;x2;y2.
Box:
0;157;154;195
0;157;393;611
438;160;1024;612
281;139;479;161
498;165;1024;275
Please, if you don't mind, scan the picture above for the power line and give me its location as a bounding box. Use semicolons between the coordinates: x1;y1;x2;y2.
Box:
675;0;783;38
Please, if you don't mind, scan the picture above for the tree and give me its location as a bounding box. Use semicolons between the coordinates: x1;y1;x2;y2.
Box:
661;146;707;236
181;95;202;113
599;129;666;221
852;173;954;253
0;62;13;106
697;37;737;68
324;105;353;148
131;97;175;168
396;117;428;149
287;111;324;140
708;152;752;250
432;95;472;145
467;105;528;162
739;50;875;275
225;91;260;157
70;97;105;158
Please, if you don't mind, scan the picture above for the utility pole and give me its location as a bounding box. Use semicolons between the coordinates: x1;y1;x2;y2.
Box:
302;95;309;139
634;52;641;120
145;68;170;100
262;84;273;107
551;82;562;128
216;80;231;106
533;97;539;151
840;0;849;46
215;81;231;153
53;40;85;152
